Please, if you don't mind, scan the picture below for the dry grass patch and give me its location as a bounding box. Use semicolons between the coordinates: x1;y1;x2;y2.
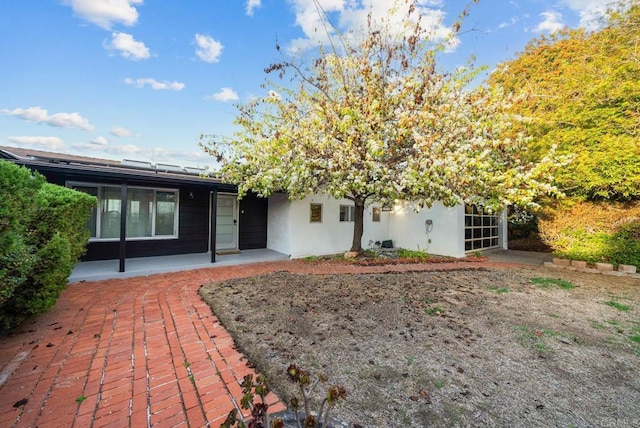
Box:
200;266;639;427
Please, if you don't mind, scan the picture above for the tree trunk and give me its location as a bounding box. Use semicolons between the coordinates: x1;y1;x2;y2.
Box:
350;197;365;253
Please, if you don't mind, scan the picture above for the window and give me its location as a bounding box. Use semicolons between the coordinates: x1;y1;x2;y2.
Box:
310;203;322;223
372;206;381;222
155;191;176;236
464;205;499;251
339;205;355;222
71;183;179;240
73;186;98;237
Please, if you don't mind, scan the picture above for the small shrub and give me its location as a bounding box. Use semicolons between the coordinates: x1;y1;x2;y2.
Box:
608;222;640;268
508;206;540;239
221;365;346;428
396;248;430;259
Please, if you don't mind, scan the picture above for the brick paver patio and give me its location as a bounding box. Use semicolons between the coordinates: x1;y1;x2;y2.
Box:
0;258;522;427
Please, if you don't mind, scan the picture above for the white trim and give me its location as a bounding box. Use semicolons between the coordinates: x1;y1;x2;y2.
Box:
339;204;355;222
464;204;500;252
215;193;238;251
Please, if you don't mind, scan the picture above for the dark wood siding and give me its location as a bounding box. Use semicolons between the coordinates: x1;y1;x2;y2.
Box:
82;185;211;260
27;168;219;261
238;194;268;250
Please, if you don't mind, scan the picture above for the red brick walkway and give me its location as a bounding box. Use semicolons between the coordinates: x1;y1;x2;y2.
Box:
0;259;521;427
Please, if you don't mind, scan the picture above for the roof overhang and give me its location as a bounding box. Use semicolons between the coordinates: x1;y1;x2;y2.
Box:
0;146;237;192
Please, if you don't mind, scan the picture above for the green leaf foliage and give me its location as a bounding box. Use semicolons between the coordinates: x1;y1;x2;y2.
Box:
539;199;640;267
0;160;97;335
0;161;43;310
32;182;96;261
489;0;640;201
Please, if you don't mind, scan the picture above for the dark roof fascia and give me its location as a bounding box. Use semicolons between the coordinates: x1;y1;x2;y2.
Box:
9;157;238;192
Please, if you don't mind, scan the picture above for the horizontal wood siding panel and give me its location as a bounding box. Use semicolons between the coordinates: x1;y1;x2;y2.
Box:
14;164;233;261
82;186;210;260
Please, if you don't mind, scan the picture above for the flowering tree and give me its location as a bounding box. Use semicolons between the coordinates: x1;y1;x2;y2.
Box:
202;0;561;253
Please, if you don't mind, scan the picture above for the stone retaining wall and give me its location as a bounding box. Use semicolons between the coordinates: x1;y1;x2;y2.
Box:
545;258;639;279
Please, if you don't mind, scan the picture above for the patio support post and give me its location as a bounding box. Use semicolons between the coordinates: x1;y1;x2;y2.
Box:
119;181;128;272
210;189;218;263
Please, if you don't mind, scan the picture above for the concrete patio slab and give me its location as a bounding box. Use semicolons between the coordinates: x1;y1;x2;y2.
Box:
70;249;290;283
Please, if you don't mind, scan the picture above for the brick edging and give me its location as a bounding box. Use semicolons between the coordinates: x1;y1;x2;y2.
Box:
544;259;640;279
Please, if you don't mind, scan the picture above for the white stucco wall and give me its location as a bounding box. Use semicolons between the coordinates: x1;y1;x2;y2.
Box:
388;201;467;258
285;195;392;258
266;194;504;259
500;208;508;250
266;193;291;255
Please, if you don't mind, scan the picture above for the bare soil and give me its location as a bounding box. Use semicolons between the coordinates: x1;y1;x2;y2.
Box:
199;264;640;427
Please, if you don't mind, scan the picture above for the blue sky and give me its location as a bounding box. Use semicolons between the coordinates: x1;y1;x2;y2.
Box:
0;0;613;168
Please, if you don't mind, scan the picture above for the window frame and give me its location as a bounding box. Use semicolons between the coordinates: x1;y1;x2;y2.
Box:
464;204;499;252
339;204;355;222
68;181;180;241
310;203;323;223
372;206;381;222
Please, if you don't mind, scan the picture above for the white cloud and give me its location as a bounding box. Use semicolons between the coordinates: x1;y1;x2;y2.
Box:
106;32;151;60
208;87;239;102
268;90;281;100
63;0;143;30
246;0;261;16
560;0;613;31
73;142;141;156
91;136;109;146
1;106;94;131
534;11;565;33
286;0;344;51
7;136;65;150
286;0;457;53
194;34;223;63
498;16;519;29
110;126;134;137
124;78;185;90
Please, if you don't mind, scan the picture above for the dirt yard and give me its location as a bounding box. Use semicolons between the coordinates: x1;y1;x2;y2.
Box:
200;264;640;427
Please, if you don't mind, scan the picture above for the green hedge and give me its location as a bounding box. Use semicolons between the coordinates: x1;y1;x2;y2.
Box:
0;160;96;335
539;199;640;268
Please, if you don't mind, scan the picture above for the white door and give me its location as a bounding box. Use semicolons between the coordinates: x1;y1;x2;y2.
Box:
215;194;238;251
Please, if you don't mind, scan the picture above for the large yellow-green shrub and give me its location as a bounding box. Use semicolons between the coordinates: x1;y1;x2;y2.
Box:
539;200;640;267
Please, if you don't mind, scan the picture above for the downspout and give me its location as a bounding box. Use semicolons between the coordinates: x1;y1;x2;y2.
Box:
119;181;128;272
210;188;218;263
